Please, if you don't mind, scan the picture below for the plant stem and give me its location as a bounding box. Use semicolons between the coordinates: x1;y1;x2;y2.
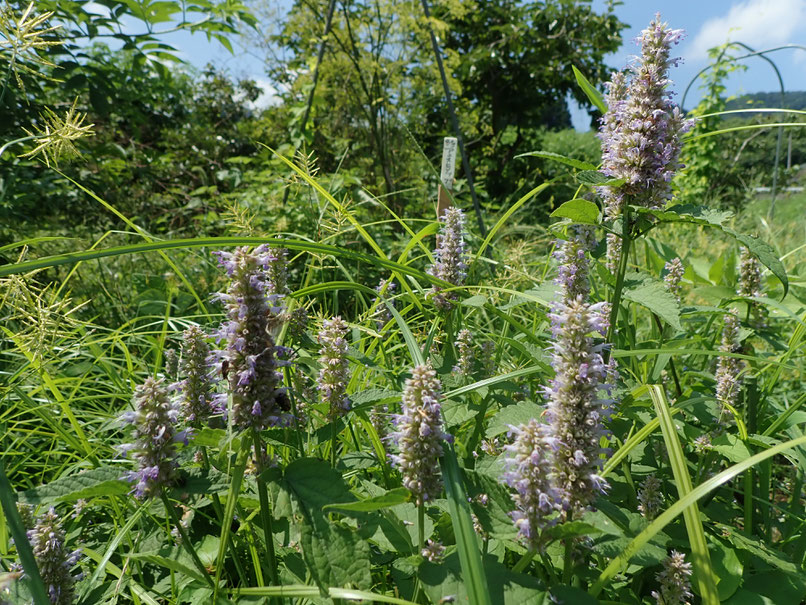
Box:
606;206;633;348
512;551;534;574
160;490;214;588
418;503;425;552
562;539;574;585
330;420;338;467
251;430;280;586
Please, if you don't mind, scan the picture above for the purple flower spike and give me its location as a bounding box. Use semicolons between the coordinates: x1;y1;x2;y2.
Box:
389;364;448;506
453;329;475;377
502;419;560;550
176;325;219;424
663;258;685;303
316;316;351;420
122;377;181;499
26;508;82;604
429;207;468;311
599;14;694;271
546;296;612;517
715;310;745;412
652;550;693;605
216;246;289;431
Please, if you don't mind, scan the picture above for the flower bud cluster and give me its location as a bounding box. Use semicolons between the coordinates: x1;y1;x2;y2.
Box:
429;207;468;311
214;246;288;431
453;329;475;377
664;258;685;303
316;316;351;420
372;279;396;330
555;227;596;300
175;325;223;423
502;419;561;550
715;310;745;411
389;364;448;506
637;474;664;521
652;550;693;605
26;508;82;605
421;539;446;563
121;377;185;498
737;247;767;328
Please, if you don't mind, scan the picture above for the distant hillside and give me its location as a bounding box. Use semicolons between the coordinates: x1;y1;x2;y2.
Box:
725;91;806;113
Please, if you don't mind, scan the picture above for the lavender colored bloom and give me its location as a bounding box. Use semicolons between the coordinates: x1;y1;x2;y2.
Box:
555;227;596;300
27;508;81;604
122;377;183;498
175;325;222;423
215;246;288;431
502;419;560;550
372;279;397;330
664;257;685;303
652;550;693;605
546;296;612;517
429;207;468;311
453;329;475;377
599;15;694;270
389;364;447;506
715;310;745;411
316;316;351;420
421;539;446;563
637;474;664;521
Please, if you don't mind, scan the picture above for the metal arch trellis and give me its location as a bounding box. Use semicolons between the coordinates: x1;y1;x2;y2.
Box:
681;43;806;219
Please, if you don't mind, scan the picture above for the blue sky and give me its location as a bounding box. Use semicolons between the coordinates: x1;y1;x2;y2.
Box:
153;0;806;129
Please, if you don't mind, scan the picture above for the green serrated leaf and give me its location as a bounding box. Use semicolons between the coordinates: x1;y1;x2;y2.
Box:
622;274;682;331
572;65;607;114
284;457;354;511
575;170;625;186
640;204;788;298
550;199;600;224
486;401;545;438
19;467;128;505
300;512;372;593
515;150;597;171
324;488;410;512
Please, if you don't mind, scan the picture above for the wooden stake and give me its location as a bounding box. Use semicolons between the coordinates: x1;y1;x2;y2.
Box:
437;136;457;219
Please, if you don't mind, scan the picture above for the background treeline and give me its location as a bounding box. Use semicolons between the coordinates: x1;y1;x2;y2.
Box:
1;1;801;266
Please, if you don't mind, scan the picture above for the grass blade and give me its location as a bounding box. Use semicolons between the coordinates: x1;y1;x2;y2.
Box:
589;431;806;596
650;385;719;605
0;462;50;605
440;444;492;605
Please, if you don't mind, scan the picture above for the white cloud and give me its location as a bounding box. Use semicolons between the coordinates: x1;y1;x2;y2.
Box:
688;0;806;60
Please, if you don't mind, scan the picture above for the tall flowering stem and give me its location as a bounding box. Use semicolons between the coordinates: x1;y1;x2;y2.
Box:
389;364;447;507
26;508;81;604
121;377;184;499
429;207;468;311
598;14;693;337
215;246;288;431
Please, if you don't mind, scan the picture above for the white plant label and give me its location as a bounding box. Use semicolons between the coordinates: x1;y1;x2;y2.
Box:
440;137;458;190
